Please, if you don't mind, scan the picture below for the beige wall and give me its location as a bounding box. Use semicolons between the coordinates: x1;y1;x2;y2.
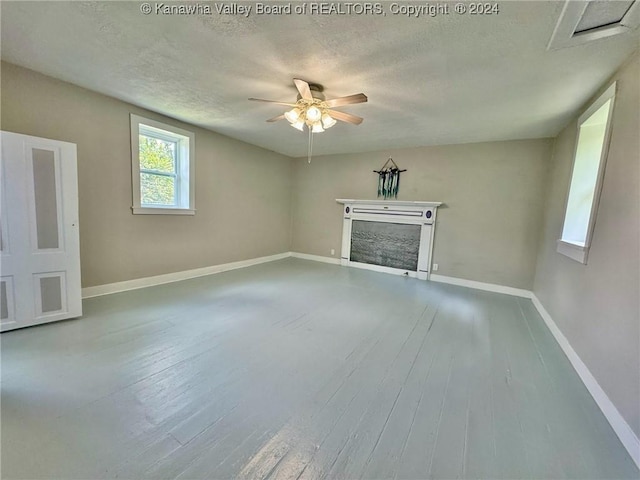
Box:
291;139;553;289
1;62;293;287
533;54;640;436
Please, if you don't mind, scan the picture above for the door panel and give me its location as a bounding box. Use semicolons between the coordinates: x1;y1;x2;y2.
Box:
34;272;67;318
31;147;62;250
0;276;15;324
0;131;81;331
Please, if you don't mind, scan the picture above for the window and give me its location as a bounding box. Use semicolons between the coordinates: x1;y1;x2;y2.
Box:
130;114;195;215
557;82;616;263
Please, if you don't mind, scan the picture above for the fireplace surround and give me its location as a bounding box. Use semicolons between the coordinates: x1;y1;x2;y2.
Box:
336;199;442;280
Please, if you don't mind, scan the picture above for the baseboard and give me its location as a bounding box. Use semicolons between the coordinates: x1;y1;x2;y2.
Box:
290;252;341;265
430;273;532;299
81;252;291;298
531;294;640;469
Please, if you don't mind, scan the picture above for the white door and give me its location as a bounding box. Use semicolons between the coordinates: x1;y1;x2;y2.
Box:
0;131;81;332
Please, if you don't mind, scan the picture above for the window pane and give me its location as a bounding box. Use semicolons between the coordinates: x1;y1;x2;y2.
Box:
141;173;176;206
561;100;611;245
139;134;176;173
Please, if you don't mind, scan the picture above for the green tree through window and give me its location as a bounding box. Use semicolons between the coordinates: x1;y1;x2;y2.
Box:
139;135;177;205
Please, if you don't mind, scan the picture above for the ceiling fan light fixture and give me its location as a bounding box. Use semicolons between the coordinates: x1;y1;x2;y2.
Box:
290;119;305;131
312;121;324;133
284;108;301;124
306;105;322;123
321;113;337;129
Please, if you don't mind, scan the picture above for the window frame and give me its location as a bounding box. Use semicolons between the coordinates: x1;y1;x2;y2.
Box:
557;82;616;264
130;114;195;215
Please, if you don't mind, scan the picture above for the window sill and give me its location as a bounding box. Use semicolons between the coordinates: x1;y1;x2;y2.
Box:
132;207;196;216
557;239;588;264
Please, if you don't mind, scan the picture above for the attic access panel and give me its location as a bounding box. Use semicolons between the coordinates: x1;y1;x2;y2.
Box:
575;1;635;33
548;0;639;50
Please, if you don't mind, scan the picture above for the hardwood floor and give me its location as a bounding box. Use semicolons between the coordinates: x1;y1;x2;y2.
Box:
1;258;637;479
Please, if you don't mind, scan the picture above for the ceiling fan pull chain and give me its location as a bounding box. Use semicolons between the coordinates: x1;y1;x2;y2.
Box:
308;128;313;164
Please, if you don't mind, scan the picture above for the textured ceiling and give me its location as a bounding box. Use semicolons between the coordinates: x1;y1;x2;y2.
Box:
1;1;638;157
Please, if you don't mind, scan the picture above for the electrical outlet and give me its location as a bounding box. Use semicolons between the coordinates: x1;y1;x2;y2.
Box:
433;263;439;271
330;248;335;256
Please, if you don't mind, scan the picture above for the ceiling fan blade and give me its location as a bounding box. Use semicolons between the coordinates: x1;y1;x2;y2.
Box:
248;98;296;107
327;109;363;125
324;93;368;108
266;114;286;123
293;78;313;101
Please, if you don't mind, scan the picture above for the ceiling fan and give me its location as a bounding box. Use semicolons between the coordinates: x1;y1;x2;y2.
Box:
249;78;367;133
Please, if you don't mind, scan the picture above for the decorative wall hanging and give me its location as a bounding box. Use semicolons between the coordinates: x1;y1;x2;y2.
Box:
374;158;406;199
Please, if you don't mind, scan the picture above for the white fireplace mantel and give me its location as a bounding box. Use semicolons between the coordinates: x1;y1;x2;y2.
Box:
336;199;442;280
336;199;442;208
